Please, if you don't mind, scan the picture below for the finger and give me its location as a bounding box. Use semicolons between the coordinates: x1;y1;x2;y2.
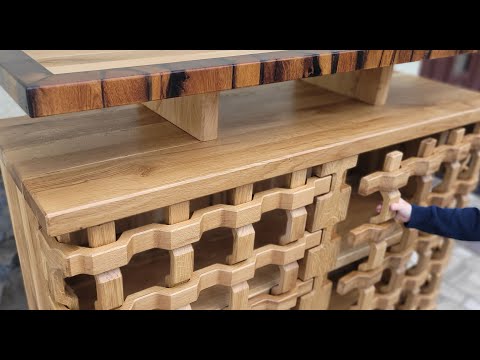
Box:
390;203;400;212
376;204;382;213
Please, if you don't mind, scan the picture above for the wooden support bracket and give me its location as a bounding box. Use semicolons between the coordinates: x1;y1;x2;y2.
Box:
302;66;394;105
144;92;219;141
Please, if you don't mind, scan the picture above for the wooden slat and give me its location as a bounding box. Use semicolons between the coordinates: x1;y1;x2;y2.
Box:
0;163;38;309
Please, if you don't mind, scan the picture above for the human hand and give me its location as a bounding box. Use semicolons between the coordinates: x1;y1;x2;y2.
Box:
376;198;412;223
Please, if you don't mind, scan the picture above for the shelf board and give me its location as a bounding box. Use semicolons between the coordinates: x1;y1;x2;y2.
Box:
2;74;480;236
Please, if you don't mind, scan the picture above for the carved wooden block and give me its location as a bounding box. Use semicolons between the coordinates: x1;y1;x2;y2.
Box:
144;92;219;141
94;268;124;310
310;278;333;310
297;235;335;281
302;66;394;105
306;156;358;232
369;152;403;224
165;202;194;287
271;262;299;295
48;270;79;310
166;244;194;288
229;282;249;310
87;221;116;248
227;225;255;265
347;221;401;272
250;279;313;310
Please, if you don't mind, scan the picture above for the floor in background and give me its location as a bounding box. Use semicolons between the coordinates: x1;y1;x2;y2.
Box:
437;195;480;310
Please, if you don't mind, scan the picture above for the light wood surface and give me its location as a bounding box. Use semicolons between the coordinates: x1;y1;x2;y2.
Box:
144;92;219;141
40;214;323;310
303;66;394;105
94;269;124;310
6;128;472;310
87;221;116;248
0;163;38;309
334;192;404;270
24;50;282;74
3;74;480;237
86;220;123;310
39;180;329;277
3;56;476;310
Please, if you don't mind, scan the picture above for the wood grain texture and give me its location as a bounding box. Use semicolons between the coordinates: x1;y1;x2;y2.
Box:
94;268;124;310
0;163;38;309
227;184;255;265
303;65;394;105
21;196;57;309
250;279;313;310
279;208;307;245
24;50;282;74
144;92;219;141
166;202;190;225
110;233;320;309
166;244;194;288
0;50;475;117
3;74;480;236
40;224;322;310
87;222;116;247
38;179;331;277
165;202;194;287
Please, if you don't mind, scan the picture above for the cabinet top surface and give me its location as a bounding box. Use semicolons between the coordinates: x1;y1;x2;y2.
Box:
0;50;475;117
1;73;480;236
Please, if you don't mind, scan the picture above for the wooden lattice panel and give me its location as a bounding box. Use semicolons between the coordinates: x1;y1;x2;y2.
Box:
3;71;480;310
329;126;480;310
29;160;361;310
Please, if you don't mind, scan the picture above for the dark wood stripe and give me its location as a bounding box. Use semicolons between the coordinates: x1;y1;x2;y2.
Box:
166;71;188;98
331;52;340;74
311;55;321;77
0;50;476;118
356;50;366;70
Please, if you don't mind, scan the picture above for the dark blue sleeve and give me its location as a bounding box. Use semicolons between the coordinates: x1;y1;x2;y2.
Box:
405;205;480;242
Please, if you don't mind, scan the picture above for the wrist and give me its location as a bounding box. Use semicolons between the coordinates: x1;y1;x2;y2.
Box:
406;203;412;222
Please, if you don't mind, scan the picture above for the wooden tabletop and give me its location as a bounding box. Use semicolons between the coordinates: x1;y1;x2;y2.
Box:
0;50;474;118
2;73;480;236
